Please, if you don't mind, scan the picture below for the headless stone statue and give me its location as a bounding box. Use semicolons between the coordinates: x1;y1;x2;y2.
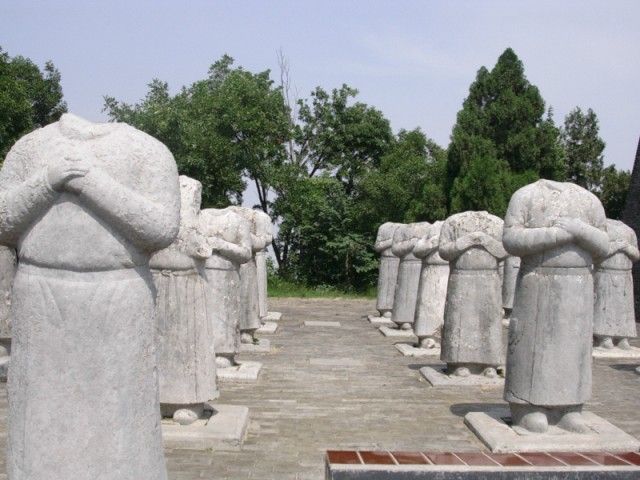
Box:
413;221;449;349
439;211;507;378
150;176;216;426
0;113;179;480
374;222;402;318
502;255;521;318
254;210;273;320
0;246;16;379
199;207;252;368
593;219;639;350
503;179;608;434
0;246;16;339
229;206;262;343
391;222;431;330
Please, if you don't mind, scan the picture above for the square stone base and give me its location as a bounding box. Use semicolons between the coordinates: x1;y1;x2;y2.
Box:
217;361;262;382
263;311;282;322
367;314;395;326
379;326;416;339
395;343;440;357
593;346;640;359
465;408;640;453
419;365;504;387
239;338;271;353
256;321;278;334
162;404;249;450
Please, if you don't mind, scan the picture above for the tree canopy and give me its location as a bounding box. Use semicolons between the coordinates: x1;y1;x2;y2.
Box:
0;46;66;159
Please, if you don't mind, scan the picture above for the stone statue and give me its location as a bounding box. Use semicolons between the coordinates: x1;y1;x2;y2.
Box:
413;221;449;349
502;255;521;318
391;222;431;330
254;210;273;319
439;211;507;378
199;207;252;368
374;222;402;318
0;246;16;339
0;245;17;379
228;206;262;343
593;219;639;350
503;179;608;434
150;176;216;425
0;114;179;479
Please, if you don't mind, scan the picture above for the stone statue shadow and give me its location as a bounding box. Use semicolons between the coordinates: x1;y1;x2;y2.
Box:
608;363;640;373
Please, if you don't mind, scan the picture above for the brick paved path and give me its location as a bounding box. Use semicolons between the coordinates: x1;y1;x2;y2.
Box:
0;297;638;479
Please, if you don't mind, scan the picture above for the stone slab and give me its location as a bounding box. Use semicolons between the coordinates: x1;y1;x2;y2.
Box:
465;409;640;453
367;315;395;326
217;361;262;382
593;346;640;359
263;311;282;321
256;321;278;334
379;326;416;339
162;404;249;451
395;343;440;357
309;358;364;367
305;320;341;327
419;366;504;387
239;338;271;353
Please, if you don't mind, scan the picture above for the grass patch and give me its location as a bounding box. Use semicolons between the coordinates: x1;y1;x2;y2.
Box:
268;276;375;299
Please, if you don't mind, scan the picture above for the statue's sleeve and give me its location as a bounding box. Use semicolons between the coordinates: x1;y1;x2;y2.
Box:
437;219;458;261
391;226;414;257
502;189;558;257
0;139;58;246
374;225;391;253
625;226;640;262
77;139;180;252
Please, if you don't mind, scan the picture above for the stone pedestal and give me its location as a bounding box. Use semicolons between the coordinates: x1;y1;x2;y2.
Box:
592;346;640;359
256;321;278;334
264;311;282;321
367;314;395;326
161;404;249;450
217;361;263;382
465;408;640;453
379;325;416;339
395;343;440;357
419;365;504;387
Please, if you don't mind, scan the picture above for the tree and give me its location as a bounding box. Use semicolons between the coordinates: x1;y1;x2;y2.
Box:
561;107;605;192
271;84;393;277
104;55;289;207
0;46;66;159
447;48;564;216
599;165;630;219
357;128;447;225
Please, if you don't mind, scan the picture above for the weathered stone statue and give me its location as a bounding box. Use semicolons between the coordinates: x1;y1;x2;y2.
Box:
229;206;262;343
199;207;252;368
255;210;273;319
150;176;216;425
374;222;402;318
593;219;639;350
413;221;449;349
0;114;179;479
503;179;608;434
439;211;507;378
502;255;521;318
391;222;431;330
0;246;17;379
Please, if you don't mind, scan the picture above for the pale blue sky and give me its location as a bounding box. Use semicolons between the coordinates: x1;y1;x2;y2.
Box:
2;0;639;175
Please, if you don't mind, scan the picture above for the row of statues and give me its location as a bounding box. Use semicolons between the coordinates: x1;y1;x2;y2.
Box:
0;114;275;479
374;179;638;434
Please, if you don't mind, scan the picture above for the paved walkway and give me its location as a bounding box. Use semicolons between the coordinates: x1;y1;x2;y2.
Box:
0;298;638;479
